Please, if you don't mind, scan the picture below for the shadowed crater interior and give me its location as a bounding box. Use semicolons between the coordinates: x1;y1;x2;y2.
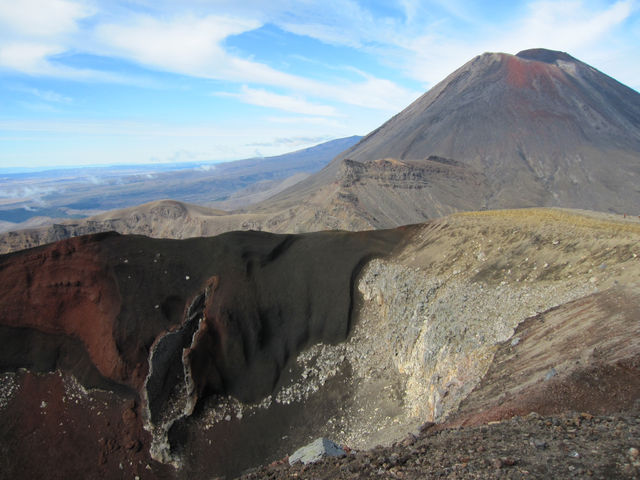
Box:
141;228;412;435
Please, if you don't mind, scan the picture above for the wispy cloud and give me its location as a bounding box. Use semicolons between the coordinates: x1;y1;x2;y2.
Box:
0;184;58;206
0;0;94;76
0;1;418;111
91;11;418;110
509;0;635;51
0;42;65;74
246;135;332;148
400;0;639;87
0;40;159;84
13;86;72;103
220;86;339;116
94;14;261;77
0;0;93;36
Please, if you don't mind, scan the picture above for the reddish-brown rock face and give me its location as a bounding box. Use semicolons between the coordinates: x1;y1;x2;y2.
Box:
0;234;127;383
0;371;175;480
503;53;567;90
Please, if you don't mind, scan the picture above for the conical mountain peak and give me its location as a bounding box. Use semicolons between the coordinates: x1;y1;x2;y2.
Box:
268;48;640;224
516;48;578;64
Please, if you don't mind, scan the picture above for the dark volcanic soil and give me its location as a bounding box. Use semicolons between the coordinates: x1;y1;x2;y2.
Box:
240;407;640;479
0;371;174;480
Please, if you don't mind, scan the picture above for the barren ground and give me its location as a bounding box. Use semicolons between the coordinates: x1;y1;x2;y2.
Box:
1;208;639;479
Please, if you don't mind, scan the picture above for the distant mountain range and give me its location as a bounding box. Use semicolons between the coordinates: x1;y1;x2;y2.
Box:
0;135;362;227
2;48;640;253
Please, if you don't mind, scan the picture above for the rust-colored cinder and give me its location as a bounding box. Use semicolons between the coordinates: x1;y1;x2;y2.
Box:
0;235;129;384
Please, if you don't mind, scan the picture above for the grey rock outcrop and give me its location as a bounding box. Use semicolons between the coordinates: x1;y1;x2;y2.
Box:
289;438;345;465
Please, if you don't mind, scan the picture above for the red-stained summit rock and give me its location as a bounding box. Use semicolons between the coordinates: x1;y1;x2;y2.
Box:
504;53;567;89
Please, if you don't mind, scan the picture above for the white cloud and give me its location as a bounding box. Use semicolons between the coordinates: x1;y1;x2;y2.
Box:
0;40;156;83
0;42;65;73
507;0;635;52
402;0;638;88
0;0;93;36
13;85;72;103
227;86;339;116
95;14;260;75
0;0;136;82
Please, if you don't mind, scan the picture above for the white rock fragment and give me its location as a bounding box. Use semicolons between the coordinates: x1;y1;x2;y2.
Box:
289;438;345;465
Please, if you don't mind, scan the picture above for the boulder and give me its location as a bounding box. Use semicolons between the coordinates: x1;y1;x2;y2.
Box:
289;438;345;465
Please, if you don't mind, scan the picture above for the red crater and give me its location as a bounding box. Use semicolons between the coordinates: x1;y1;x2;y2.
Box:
504;54;567;91
0;234;129;384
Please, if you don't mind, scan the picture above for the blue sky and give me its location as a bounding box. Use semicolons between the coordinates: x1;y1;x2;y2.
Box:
0;0;639;169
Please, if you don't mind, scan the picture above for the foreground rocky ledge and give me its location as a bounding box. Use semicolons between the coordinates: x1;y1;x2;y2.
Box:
241;408;640;479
